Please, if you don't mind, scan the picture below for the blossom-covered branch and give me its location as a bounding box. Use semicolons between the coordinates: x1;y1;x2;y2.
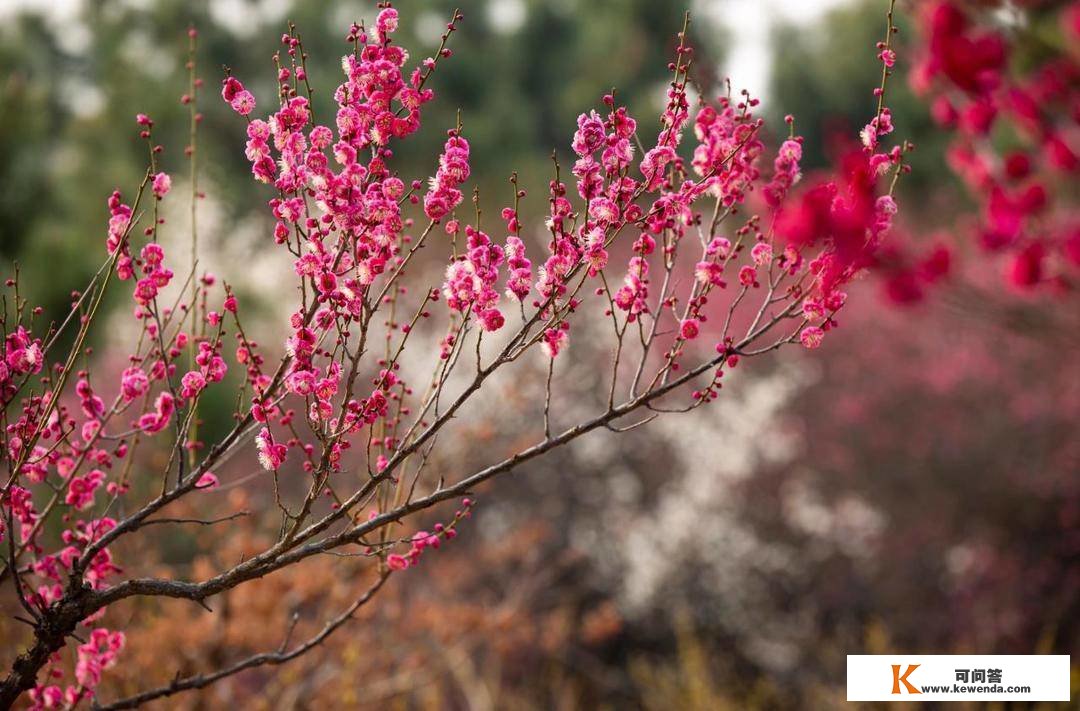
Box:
0;4;909;707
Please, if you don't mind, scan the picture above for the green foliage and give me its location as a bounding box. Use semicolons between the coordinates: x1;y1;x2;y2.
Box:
767;0;950;198
1;0;722;322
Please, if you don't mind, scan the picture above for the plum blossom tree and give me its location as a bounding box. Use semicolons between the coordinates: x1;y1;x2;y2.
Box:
0;3;908;707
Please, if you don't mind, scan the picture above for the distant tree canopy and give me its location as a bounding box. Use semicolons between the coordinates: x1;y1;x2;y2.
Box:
768;1;950;197
0;0;724;318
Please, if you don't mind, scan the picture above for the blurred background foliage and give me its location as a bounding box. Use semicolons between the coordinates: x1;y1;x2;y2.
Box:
1;0;1077;708
768;1;951;192
0;0;723;322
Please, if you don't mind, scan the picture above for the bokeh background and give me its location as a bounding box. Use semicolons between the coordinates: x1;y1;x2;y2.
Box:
1;0;1077;708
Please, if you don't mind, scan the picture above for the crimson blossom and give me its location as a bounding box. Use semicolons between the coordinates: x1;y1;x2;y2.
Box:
1;3;907;707
910;0;1079;293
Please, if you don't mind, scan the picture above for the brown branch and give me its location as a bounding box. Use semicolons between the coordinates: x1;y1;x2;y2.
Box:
92;572;389;710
